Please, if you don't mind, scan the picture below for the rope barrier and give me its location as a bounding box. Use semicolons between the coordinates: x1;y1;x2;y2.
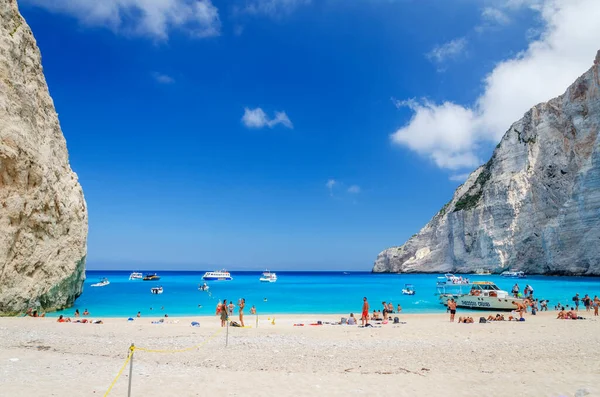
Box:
103;328;222;396
103;346;134;397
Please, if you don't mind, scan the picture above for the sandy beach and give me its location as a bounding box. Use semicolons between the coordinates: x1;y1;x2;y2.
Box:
0;311;598;397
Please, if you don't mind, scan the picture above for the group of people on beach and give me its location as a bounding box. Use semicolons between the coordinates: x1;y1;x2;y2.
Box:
216;298;258;327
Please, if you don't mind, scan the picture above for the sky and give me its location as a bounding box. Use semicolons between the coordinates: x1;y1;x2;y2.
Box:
18;0;600;271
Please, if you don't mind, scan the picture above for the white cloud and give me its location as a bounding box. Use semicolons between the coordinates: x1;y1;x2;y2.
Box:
243;0;311;17
392;0;600;171
152;72;175;84
22;0;221;40
481;7;511;25
241;108;293;129
326;179;336;196
347;185;361;194
426;37;468;63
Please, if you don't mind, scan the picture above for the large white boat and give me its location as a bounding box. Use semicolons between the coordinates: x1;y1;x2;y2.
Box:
259;271;277;283
129;272;143;280
440;281;525;311
202;270;233;281
436;273;470;285
91;278;110;287
501;270;526;278
474;268;491;275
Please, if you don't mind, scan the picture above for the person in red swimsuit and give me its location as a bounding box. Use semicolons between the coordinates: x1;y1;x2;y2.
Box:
361;297;369;326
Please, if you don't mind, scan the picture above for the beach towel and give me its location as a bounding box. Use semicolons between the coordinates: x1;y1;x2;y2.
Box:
191;321;200;327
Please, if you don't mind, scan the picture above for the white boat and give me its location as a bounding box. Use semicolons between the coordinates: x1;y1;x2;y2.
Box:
436;273;470;285
501;270;526;278
440;281;525;311
150;286;163;294
259;270;277;283
474;268;491;275
402;284;415;295
129;272;143;280
91;278;110;287
198;283;210;291
202;270;233;281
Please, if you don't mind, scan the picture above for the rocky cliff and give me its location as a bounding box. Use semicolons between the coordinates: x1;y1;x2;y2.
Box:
374;50;600;275
0;0;87;314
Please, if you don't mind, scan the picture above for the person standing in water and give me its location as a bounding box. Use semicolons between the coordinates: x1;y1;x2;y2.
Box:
361;297;369;326
238;298;245;327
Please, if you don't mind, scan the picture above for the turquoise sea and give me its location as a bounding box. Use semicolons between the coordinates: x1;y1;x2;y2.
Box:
51;271;600;318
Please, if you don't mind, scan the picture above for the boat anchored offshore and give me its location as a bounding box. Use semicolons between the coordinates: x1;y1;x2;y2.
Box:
202;270;233;281
474;268;491;275
501;270;526;278
402;284;415;295
440;281;525;311
436;273;470;285
150;286;163;294
143;273;160;281
259;271;277;283
129;272;143;280
91;278;110;287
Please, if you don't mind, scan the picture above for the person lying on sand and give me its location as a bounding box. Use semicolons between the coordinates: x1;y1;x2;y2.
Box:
458;317;474;323
557;310;566;319
57;315;71;323
486;314;505;321
25;309;45;317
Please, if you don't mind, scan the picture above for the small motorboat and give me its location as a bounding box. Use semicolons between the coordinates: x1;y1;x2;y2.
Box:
143;273;160;281
402;284;416;295
259;270;277;283
129;272;143;280
198;283;210;291
91;278;110;287
150;286;163;294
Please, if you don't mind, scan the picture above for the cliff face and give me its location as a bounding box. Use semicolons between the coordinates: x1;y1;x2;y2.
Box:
374;50;600;275
0;0;87;314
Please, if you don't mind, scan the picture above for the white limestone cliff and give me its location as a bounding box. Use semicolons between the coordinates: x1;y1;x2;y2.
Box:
0;0;87;314
374;50;600;275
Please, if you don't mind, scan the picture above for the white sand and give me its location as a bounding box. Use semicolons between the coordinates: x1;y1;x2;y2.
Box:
0;311;598;396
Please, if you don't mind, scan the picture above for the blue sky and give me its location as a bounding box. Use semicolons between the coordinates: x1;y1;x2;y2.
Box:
19;0;600;270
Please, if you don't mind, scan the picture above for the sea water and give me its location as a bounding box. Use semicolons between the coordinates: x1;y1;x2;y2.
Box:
51;271;600;318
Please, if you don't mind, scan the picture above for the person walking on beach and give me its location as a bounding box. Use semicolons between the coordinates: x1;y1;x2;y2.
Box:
238;298;245;327
593;296;599;316
220;299;228;327
228;301;235;316
361;297;370;326
447;299;457;322
381;301;388;321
